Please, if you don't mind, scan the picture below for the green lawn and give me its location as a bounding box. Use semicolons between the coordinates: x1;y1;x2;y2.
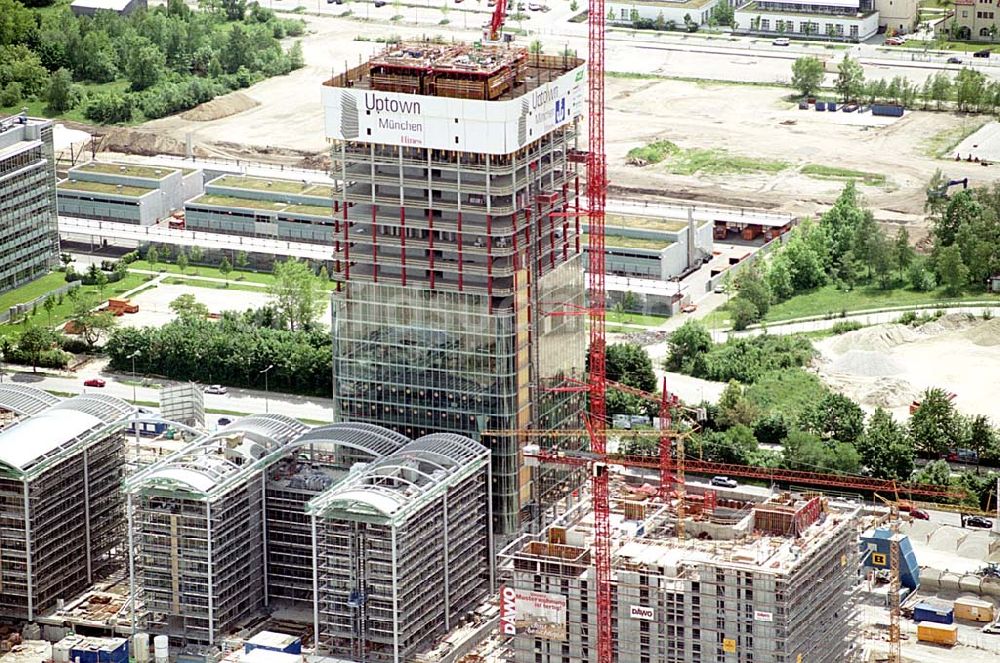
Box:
0;272;152;339
764;283;1000;323
607;311;670;327
131;260;336;290
0;79;140;125
898;39;992;52
628;139;789;175
0;272;70;313
163;277;266;293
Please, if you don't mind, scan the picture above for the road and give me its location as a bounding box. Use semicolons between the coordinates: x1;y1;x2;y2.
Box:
4;358;336;424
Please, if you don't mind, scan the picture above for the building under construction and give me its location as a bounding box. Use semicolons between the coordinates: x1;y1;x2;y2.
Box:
0;387;134;621
500;481;861;663
322;42;589;536
125;416;492;660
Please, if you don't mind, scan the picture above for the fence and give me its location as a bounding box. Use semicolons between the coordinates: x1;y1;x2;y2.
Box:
1;280;81;325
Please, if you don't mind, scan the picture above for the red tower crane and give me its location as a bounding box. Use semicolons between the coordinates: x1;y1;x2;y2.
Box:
483;0;508;43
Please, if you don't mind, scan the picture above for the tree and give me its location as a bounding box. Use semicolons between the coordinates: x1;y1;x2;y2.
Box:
963;414;995;472
189;245;204;274
127;43;166;91
70;298;116;349
856;408;914;480
929;71;953;110
717;380;759;428
869;230;894;289
850;210;880;279
219;256;232;283
729;297;760;331
222;0;247;20
235;250;249;271
937;244;968;295
177;251;189;274
43;295;56;325
912;459;951;486
529;40;543;54
95;271;109;298
835;54;865;102
289;41;304;70
791;56;825;97
893;226;914;278
909;387;961;457
955;67;987;112
169;293;209;320
0;0;34;46
735;264;770;317
147;245;160;271
666;319;712;374
269;258;321;331
221;25;252;73
318;265;329;282
799;392;865;446
47;68;74;113
766;256;795;302
84;92;134;124
606;343;657;392
701;425;758;464
782;429;860;474
18;326;55;373
754;412;790;446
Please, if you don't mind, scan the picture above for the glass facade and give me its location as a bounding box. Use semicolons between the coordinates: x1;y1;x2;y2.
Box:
330;125;587;536
0;119;60;293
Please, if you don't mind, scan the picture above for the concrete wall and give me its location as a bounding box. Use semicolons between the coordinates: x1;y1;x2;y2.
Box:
181;171;205;203
58;189;160;225
734;8;881;41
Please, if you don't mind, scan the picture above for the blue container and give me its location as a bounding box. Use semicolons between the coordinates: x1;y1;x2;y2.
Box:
828;102;838;111
815;101;826;111
70;650;98;663
914;603;954;624
872;103;904;117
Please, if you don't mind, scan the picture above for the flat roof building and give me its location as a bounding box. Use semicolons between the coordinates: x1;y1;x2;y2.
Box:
0;114;60;294
500;483;861;663
0;389;134;621
323;42;589;537
735;0;880;41
70;0;146;15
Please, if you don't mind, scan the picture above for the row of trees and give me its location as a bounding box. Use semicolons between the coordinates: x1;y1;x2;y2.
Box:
791;54;997;113
610;325;999;506
724;182;967;330
1;0;304;121
928;178;1000;291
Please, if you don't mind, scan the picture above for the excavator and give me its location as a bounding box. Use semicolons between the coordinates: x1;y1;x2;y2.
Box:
926;176;968;202
483;0;509;43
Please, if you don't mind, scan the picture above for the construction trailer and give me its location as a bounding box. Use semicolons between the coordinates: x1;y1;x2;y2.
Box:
126;417;493;657
499;485;861;663
0;388;134;621
323;43;589;536
307;434;493;663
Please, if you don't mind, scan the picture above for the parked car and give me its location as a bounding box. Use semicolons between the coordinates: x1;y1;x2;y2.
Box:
527;2;544;9
204;384;228;394
83;378;106;388
681;303;697;313
947;56;963;64
909;508;930;520
772;38;790;46
711;476;738;489
965;515;993;529
218;417;233;427
974;49;992;58
713;284;726;294
373;0;387;6
885;36;904;46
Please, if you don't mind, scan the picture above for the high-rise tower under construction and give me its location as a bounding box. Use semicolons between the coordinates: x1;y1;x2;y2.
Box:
323;42;588;536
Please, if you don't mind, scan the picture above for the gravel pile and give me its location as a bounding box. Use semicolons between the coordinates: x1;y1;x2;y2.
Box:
831;350;903;377
828;324;915;354
964;317;1000;346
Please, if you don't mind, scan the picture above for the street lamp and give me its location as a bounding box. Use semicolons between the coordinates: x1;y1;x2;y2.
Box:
260;364;275;414
127;350;141;404
127;350;141;469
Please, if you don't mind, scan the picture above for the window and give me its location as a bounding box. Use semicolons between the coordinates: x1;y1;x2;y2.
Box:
761;18;770;30
982;27;992;36
963;10;969;16
850;24;859;37
836;24;844;35
620;8;628;19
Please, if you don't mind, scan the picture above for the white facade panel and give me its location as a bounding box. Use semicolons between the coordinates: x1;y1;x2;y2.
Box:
322;65;585;154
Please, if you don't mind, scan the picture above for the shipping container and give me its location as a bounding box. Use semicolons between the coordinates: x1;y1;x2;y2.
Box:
815;101;826;111
741;225;761;241
916;622;958;646
872;104;904;117
954;597;995;622
914;602;954;624
828;102;838;111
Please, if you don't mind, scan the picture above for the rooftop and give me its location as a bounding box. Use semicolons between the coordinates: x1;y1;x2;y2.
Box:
70;0;133;8
74;161;176;180
606;213;688;233
188;194;331;217
581;233;673;251
58;179;155;198
325;42;583;102
742;0;876;16
211;175;334;199
616;0;716;9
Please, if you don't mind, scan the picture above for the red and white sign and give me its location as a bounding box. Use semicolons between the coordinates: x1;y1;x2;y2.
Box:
498;584;567;640
629;605;655;620
754;610;773;622
500;585;517;635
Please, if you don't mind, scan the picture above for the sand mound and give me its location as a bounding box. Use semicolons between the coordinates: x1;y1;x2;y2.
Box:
827;324;915;354
180;92;259;122
965;317;1000;346
99;128;210;157
917;312;977;335
831;350;903;377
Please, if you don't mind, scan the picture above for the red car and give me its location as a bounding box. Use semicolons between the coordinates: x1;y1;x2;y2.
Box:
84;378;106;388
910;508;930;521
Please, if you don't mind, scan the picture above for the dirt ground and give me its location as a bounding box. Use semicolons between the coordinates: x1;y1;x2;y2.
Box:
813;314;1000;421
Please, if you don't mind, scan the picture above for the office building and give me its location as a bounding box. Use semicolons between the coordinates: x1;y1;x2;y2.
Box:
322;42;590;536
0;114;60;293
0;388;134;621
735;0;880;41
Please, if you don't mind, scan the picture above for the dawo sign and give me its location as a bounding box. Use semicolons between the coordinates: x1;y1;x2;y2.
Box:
629;605;655;620
498;584;567;641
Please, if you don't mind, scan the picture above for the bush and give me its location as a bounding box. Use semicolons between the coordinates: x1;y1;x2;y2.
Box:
897;310;917;325
60;335;91;354
698;334;815;384
0;82;23;107
830;320;862;334
5;346;70;369
121;250;140;264
80;270;123;286
84;92;135;124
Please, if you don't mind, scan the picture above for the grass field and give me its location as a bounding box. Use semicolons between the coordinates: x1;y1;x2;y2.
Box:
801;164;887;186
0;273;70;313
163;277;265;293
130;260;336;289
628;139;790;175
764;283;1000;322
607;311;670;327
0;79;140;125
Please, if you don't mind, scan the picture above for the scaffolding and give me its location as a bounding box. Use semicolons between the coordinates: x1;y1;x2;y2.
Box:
308;434;493;663
0;389;134;621
499;484;862;663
